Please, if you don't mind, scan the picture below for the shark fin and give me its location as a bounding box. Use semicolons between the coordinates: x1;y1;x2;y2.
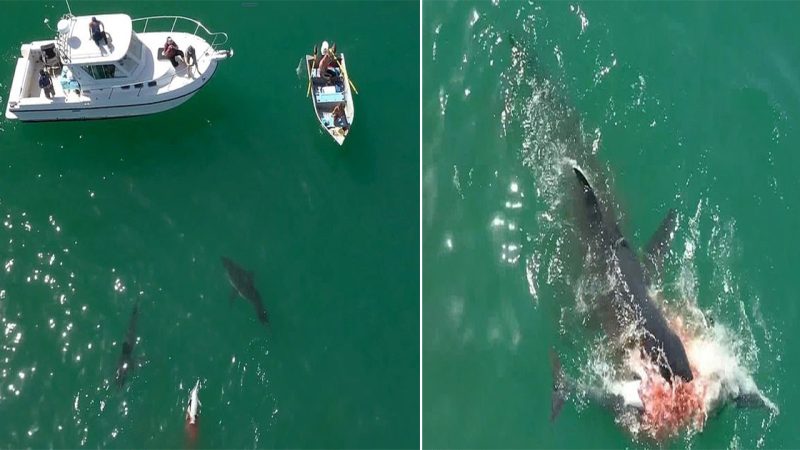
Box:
643;209;678;283
734;392;779;414
550;348;567;421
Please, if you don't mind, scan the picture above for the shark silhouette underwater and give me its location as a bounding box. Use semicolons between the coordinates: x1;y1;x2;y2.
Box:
221;256;269;325
115;301;140;387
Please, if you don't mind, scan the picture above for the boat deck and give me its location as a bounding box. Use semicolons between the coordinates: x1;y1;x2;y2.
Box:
5;13;232;121
304;51;354;143
12;32;213;104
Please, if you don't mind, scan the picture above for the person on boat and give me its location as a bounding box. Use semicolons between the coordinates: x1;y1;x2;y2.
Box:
332;102;348;130
318;42;341;81
163;37;185;68
318;52;331;76
38;69;56;99
319;54;340;82
89;17;109;46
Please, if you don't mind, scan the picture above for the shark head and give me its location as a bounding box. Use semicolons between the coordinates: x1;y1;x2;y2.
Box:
221;256;235;272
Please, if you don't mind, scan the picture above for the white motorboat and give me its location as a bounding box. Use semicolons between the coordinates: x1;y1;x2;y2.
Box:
5;13;233;121
305;41;355;145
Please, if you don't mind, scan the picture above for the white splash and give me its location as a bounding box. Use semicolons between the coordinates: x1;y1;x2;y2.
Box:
469;9;480;27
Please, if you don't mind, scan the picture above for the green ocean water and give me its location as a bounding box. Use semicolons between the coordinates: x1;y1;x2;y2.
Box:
0;1;419;448
423;1;799;448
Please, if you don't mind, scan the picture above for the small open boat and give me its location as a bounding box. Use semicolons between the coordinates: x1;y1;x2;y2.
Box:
5;10;233;121
305;41;355;145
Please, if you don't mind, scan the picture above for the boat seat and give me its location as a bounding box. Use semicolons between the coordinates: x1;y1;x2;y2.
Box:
40;43;61;71
316;92;345;103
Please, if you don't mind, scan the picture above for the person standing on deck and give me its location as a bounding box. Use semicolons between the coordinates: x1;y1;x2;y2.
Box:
89;17;109;46
38;69;55;99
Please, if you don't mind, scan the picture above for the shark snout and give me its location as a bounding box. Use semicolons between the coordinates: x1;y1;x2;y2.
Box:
662;333;694;383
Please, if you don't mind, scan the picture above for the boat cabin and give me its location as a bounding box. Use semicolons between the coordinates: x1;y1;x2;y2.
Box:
55;14;148;88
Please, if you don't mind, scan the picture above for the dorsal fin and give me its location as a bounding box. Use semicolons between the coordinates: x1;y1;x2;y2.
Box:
643;209;677;283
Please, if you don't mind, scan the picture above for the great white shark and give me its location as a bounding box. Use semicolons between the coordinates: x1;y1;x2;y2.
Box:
552;167;778;423
502;32;777;428
222;257;269;325
115;301;139;387
572;167;692;384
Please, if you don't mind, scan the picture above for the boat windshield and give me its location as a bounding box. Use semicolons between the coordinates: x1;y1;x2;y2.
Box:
82;64;122;80
119;34;144;68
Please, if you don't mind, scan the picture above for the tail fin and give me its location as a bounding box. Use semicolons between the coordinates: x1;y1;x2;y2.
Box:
550;348;566;421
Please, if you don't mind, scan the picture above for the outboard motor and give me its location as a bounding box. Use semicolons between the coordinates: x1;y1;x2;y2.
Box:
186;45;197;67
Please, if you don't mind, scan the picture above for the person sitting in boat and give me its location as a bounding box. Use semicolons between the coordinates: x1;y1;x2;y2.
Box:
38;69;56;99
163;37;185;68
332;102;348;130
89;17;109;46
318;44;340;82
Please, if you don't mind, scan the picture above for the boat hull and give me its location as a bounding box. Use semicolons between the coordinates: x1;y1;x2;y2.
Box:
6;63;216;122
7;88;197;122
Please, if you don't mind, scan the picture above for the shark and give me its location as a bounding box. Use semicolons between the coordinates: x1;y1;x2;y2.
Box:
551;167;778;425
221;257;269;325
115;301;139;387
572;166;692;383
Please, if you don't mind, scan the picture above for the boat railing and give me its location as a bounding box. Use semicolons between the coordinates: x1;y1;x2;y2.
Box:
55;14;77;64
46;16;227;101
87;16;227;98
131;16;229;50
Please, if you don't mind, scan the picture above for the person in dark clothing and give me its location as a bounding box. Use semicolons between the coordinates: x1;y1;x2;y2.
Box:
89;17;109;46
38;69;55;99
163;37;185;68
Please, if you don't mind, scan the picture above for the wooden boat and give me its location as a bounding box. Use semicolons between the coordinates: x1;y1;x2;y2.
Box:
305;41;355;145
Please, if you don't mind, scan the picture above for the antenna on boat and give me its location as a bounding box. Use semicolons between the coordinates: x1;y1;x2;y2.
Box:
64;0;73;16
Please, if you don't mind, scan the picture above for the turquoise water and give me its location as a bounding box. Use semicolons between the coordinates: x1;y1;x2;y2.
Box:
1;1;419;448
423;2;799;448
